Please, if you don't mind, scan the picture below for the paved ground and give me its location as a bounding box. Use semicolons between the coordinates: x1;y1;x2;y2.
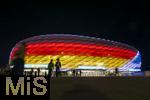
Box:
50;76;150;100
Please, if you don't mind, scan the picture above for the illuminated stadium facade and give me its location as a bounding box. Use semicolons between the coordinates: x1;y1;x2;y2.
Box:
9;34;141;75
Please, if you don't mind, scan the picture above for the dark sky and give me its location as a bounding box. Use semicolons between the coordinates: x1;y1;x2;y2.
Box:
0;1;150;70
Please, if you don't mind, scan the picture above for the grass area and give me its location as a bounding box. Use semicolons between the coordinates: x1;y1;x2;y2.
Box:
50;77;150;100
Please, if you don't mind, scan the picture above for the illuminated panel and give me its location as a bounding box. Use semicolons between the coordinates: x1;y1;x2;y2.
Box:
25;43;136;58
24;55;129;68
119;51;141;71
9;34;141;71
10;47;20;60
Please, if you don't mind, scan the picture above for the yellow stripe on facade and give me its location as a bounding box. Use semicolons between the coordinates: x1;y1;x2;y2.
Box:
25;55;130;69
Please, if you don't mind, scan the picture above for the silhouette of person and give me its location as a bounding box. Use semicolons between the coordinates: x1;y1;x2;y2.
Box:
38;68;40;76
115;68;119;76
11;42;26;76
55;58;61;77
48;59;54;77
72;69;76;77
11;53;24;76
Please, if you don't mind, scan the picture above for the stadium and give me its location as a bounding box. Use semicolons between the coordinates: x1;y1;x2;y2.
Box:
9;34;141;76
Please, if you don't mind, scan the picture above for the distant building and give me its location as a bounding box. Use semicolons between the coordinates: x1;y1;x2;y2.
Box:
9;34;141;75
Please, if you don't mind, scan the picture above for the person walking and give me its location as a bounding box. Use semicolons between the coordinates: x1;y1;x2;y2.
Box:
48;59;54;77
55;58;61;77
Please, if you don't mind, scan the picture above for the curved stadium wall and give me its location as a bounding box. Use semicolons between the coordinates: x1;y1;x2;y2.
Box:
9;34;141;72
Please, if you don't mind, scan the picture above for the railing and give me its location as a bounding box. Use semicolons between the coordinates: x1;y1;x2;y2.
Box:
24;68;48;76
23;68;110;77
1;67;143;76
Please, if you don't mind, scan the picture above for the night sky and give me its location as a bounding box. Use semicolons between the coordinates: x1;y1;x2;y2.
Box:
0;1;150;70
